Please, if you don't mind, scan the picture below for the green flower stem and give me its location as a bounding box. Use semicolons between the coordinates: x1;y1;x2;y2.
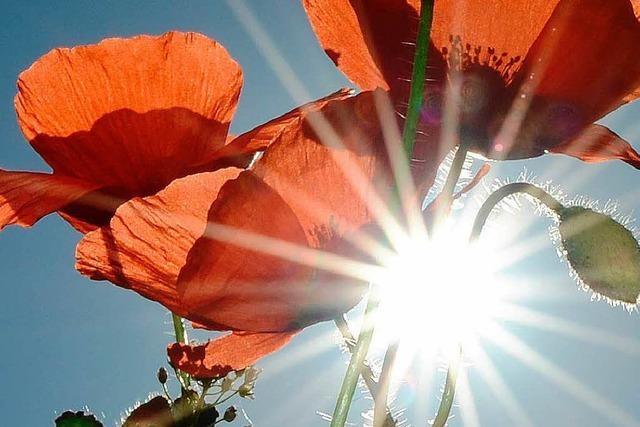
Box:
432;142;470;231
377;3;436;424
330;291;380;427
402;0;435;157
330;1;435;426
333;316;382;398
470;182;564;242
331;1;436;426
334;316;377;392
431;346;462;427
172;312;188;345
335;315;397;427
373;341;399;427
171;313;192;390
437;184;562;426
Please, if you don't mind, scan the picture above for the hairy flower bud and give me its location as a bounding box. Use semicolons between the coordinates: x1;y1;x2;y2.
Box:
559;206;640;304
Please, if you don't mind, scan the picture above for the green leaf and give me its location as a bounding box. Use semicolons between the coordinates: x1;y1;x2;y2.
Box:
55;411;103;427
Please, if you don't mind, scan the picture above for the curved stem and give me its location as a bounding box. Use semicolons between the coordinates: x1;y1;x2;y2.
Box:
373;342;399;427
330;292;380;427
425;183;561;426
431;347;462;427
433;182;562;425
470;182;564;242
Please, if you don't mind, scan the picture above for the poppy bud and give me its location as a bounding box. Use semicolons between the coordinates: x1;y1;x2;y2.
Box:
157;367;168;385
558;206;640;304
223;406;237;422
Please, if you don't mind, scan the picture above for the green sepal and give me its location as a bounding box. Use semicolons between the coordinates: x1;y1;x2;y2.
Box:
55;411;103;427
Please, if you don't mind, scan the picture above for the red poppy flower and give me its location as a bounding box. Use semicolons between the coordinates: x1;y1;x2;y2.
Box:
1;31;358;376
77;89;412;378
80;1;640;378
302;0;640;167
1;31;303;234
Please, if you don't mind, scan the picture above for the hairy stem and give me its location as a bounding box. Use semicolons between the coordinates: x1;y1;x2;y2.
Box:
331;1;435;425
402;0;435;157
431;347;462;427
470;182;564;242
371;0;436;423
334;316;380;396
431;142;470;231
171;313;192;390
373;342;400;427
330;292;380;427
334;316;397;427
432;184;564;425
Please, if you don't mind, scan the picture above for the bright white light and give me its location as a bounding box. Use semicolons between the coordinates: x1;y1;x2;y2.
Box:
375;229;506;354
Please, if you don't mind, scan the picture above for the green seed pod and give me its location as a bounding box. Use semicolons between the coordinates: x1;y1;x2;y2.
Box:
559;206;640;305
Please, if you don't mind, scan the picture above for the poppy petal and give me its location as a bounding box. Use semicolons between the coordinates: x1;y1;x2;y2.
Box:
177;93;403;332
517;0;640;122
177;172;314;332
302;0;445;97
167;331;296;379
16;31;242;196
251;90;395;248
208;88;353;166
0;170;98;231
431;0;559;81
75;168;241;314
549;124;640;168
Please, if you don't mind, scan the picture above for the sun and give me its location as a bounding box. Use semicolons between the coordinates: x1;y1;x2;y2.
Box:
373;228;507;354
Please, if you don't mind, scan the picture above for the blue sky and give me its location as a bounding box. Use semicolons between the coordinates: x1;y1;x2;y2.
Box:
0;1;639;426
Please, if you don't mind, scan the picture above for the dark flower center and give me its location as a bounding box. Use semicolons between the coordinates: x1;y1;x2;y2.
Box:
417;35;587;159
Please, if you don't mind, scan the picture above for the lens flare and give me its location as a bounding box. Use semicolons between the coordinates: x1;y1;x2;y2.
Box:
374;228;506;353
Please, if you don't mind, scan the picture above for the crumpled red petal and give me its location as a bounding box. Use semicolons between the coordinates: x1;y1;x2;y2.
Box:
15;31;242;197
251;90;395;248
517;0;640;122
76;168;241;315
207;88;353;166
176;91;447;332
432;0;559;83
177;172;314;332
0;170;98;231
302;0;445;98
549;124;640;168
167;331;296;379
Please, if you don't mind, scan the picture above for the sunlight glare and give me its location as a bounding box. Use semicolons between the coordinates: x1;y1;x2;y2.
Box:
375;229;506;353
